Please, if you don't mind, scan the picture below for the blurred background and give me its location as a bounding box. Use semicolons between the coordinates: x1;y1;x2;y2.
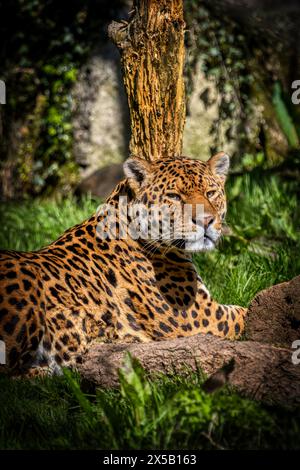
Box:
0;0;300;200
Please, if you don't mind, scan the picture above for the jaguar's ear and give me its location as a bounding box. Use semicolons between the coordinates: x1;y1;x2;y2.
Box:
208;152;230;182
123;157;151;188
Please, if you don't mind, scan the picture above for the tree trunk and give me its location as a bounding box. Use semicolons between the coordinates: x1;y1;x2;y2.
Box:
78;335;300;407
108;0;186;161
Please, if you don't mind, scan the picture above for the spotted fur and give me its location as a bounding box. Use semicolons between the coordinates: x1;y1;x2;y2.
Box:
0;154;247;376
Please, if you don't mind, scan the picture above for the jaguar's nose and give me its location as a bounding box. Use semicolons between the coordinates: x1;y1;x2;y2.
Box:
192;214;214;229
203;214;214;229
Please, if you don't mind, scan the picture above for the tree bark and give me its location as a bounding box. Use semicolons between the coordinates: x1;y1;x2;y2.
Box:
108;0;186;161
78;335;300;407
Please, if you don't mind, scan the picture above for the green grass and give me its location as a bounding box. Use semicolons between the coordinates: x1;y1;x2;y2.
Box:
1;355;300;450
0;195;98;252
0;172;299;449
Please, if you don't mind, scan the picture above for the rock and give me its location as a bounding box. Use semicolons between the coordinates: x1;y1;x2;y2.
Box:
72;42;130;180
76;163;124;199
182;60;238;160
245;275;300;346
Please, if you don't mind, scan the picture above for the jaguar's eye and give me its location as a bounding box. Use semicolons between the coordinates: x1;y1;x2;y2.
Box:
207;190;216;199
167;193;182;201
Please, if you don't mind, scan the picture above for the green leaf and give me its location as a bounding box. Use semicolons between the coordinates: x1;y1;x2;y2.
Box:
273;82;299;149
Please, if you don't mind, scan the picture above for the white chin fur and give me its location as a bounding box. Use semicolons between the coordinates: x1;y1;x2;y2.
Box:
185;236;216;252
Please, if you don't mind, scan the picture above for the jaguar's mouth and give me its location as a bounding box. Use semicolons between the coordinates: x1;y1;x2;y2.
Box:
203;234;216;250
169;235;214;252
204;233;214;243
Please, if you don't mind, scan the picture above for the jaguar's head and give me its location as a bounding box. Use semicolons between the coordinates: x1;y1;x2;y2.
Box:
123;153;229;253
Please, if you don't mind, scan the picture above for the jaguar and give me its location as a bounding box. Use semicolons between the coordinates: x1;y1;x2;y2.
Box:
0;152;247;376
